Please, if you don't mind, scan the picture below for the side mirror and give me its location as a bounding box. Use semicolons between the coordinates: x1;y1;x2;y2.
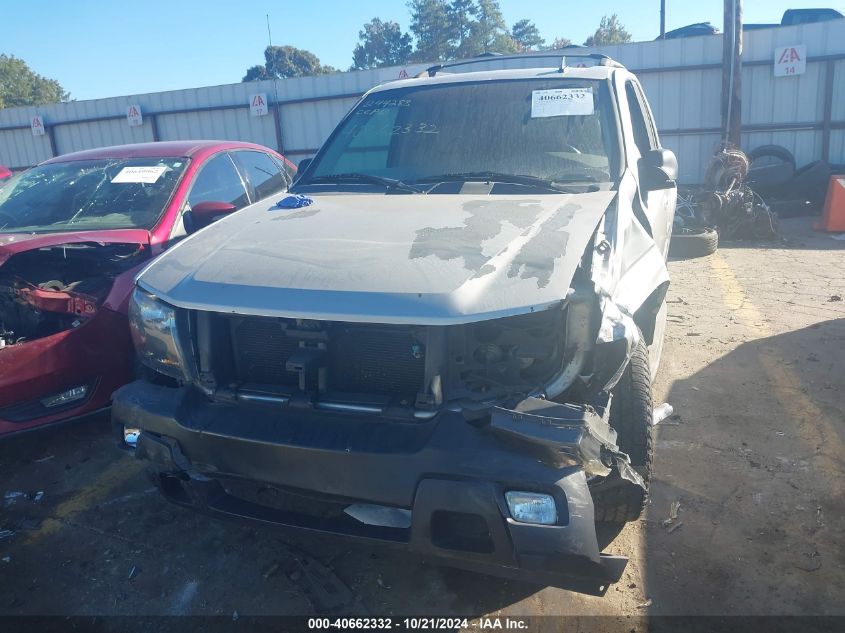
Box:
186;201;236;233
298;158;313;172
638;148;678;191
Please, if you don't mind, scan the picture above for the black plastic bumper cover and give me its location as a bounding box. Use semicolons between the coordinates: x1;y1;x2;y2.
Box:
112;381;628;595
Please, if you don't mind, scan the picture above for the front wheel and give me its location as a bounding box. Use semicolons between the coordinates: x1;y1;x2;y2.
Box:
590;340;654;524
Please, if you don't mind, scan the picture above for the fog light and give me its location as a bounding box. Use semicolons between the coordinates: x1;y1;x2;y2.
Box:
123;427;140;449
505;491;557;525
40;385;88;408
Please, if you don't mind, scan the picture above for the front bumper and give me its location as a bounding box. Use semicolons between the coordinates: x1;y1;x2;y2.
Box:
0;308;133;435
113;381;630;595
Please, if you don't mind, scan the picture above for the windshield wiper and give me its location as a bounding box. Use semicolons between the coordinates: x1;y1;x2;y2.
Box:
414;171;592;192
308;172;423;193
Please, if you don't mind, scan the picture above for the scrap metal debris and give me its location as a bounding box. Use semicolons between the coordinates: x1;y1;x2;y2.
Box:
4;491;44;506
281;547;357;614
674;147;779;243
262;562;281;580
4;492;25;507
652;403;674;426
661;501;681;529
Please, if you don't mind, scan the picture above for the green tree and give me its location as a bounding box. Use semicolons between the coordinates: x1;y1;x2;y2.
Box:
468;0;516;55
583;14;632;47
511;19;545;52
409;0;452;62
0;54;69;109
446;0;477;59
242;45;335;81
352;18;413;69
545;37;574;50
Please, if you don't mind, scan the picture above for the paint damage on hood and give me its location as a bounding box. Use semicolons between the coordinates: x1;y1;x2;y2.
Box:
137;191;618;324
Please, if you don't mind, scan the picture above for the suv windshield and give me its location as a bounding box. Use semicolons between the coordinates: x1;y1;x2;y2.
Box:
298;78;619;192
0;157;188;233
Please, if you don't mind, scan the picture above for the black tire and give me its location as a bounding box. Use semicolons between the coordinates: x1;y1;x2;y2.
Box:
591;340;654;524
748;144;795;169
669;226;718;258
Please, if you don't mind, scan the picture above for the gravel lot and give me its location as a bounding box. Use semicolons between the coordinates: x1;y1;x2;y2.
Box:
1;217;842;626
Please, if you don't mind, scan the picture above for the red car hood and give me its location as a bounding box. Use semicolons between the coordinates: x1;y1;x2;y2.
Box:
0;229;151;266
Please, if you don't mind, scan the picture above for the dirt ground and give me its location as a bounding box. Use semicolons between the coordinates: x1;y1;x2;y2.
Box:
0;216;843;625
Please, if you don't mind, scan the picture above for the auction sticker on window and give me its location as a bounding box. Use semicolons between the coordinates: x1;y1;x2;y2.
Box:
531;88;594;117
111;166;167;184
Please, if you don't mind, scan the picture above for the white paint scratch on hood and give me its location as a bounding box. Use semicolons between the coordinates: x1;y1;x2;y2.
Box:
138;191;616;324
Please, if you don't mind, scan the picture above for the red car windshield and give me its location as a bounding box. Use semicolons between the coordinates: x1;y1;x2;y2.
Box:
0;157;188;233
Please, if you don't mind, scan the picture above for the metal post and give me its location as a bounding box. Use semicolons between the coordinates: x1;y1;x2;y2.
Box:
821;59;835;162
149;113;160;142
660;0;666;39
272;102;284;154
46;125;58;158
721;0;743;147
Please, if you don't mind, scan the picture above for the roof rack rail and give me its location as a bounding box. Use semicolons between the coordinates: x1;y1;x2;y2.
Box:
418;52;624;78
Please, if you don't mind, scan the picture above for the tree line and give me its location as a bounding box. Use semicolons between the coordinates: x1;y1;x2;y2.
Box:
243;2;631;80
0;54;69;109
0;2;633;108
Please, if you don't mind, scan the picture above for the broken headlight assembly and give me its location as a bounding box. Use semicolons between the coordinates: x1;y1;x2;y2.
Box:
128;287;190;381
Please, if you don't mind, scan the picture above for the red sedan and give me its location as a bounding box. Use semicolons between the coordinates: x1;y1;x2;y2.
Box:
0;141;296;436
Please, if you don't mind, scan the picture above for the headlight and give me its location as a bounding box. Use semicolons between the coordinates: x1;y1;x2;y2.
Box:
129;287;189;381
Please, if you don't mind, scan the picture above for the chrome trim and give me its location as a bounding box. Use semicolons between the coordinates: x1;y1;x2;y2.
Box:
315;401;384;414
236;392;291;406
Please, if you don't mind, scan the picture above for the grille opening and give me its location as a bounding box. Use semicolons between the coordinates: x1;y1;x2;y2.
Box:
224;315;426;400
430;511;495;554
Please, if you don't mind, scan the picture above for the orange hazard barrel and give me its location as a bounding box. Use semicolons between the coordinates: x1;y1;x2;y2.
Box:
816;175;845;232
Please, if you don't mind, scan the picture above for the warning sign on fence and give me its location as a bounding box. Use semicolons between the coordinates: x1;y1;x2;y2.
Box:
774;45;807;77
31;115;45;136
127;104;143;126
250;93;268;116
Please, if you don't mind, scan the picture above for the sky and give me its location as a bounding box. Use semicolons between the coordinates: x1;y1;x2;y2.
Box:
0;0;841;101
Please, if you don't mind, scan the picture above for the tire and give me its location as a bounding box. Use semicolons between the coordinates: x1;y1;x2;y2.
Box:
748;144;795;169
669;226;718;258
591;340;654;524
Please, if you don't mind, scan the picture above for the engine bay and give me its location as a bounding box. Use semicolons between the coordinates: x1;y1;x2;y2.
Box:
0;242;147;347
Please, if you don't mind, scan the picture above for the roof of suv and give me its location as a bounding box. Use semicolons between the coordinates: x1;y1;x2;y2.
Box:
371;64;622;94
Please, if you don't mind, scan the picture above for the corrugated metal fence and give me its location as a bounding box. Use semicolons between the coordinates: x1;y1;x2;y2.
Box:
2;20;844;183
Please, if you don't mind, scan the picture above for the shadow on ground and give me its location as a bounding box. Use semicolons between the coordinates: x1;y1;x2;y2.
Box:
644;318;844;615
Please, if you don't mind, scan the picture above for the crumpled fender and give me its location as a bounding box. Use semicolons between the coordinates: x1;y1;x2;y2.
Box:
590;171;669;390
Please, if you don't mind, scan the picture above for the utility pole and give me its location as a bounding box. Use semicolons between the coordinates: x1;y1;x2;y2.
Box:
721;0;743;147
660;0;666;39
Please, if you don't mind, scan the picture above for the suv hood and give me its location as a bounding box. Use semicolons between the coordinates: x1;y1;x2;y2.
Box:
138;192;615;324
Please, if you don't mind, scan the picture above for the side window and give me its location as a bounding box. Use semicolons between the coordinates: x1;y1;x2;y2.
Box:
625;82;656;157
633;82;660;147
235;151;289;201
188;153;250;209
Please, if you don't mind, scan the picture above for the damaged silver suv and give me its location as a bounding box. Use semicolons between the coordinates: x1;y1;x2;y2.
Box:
114;53;677;595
